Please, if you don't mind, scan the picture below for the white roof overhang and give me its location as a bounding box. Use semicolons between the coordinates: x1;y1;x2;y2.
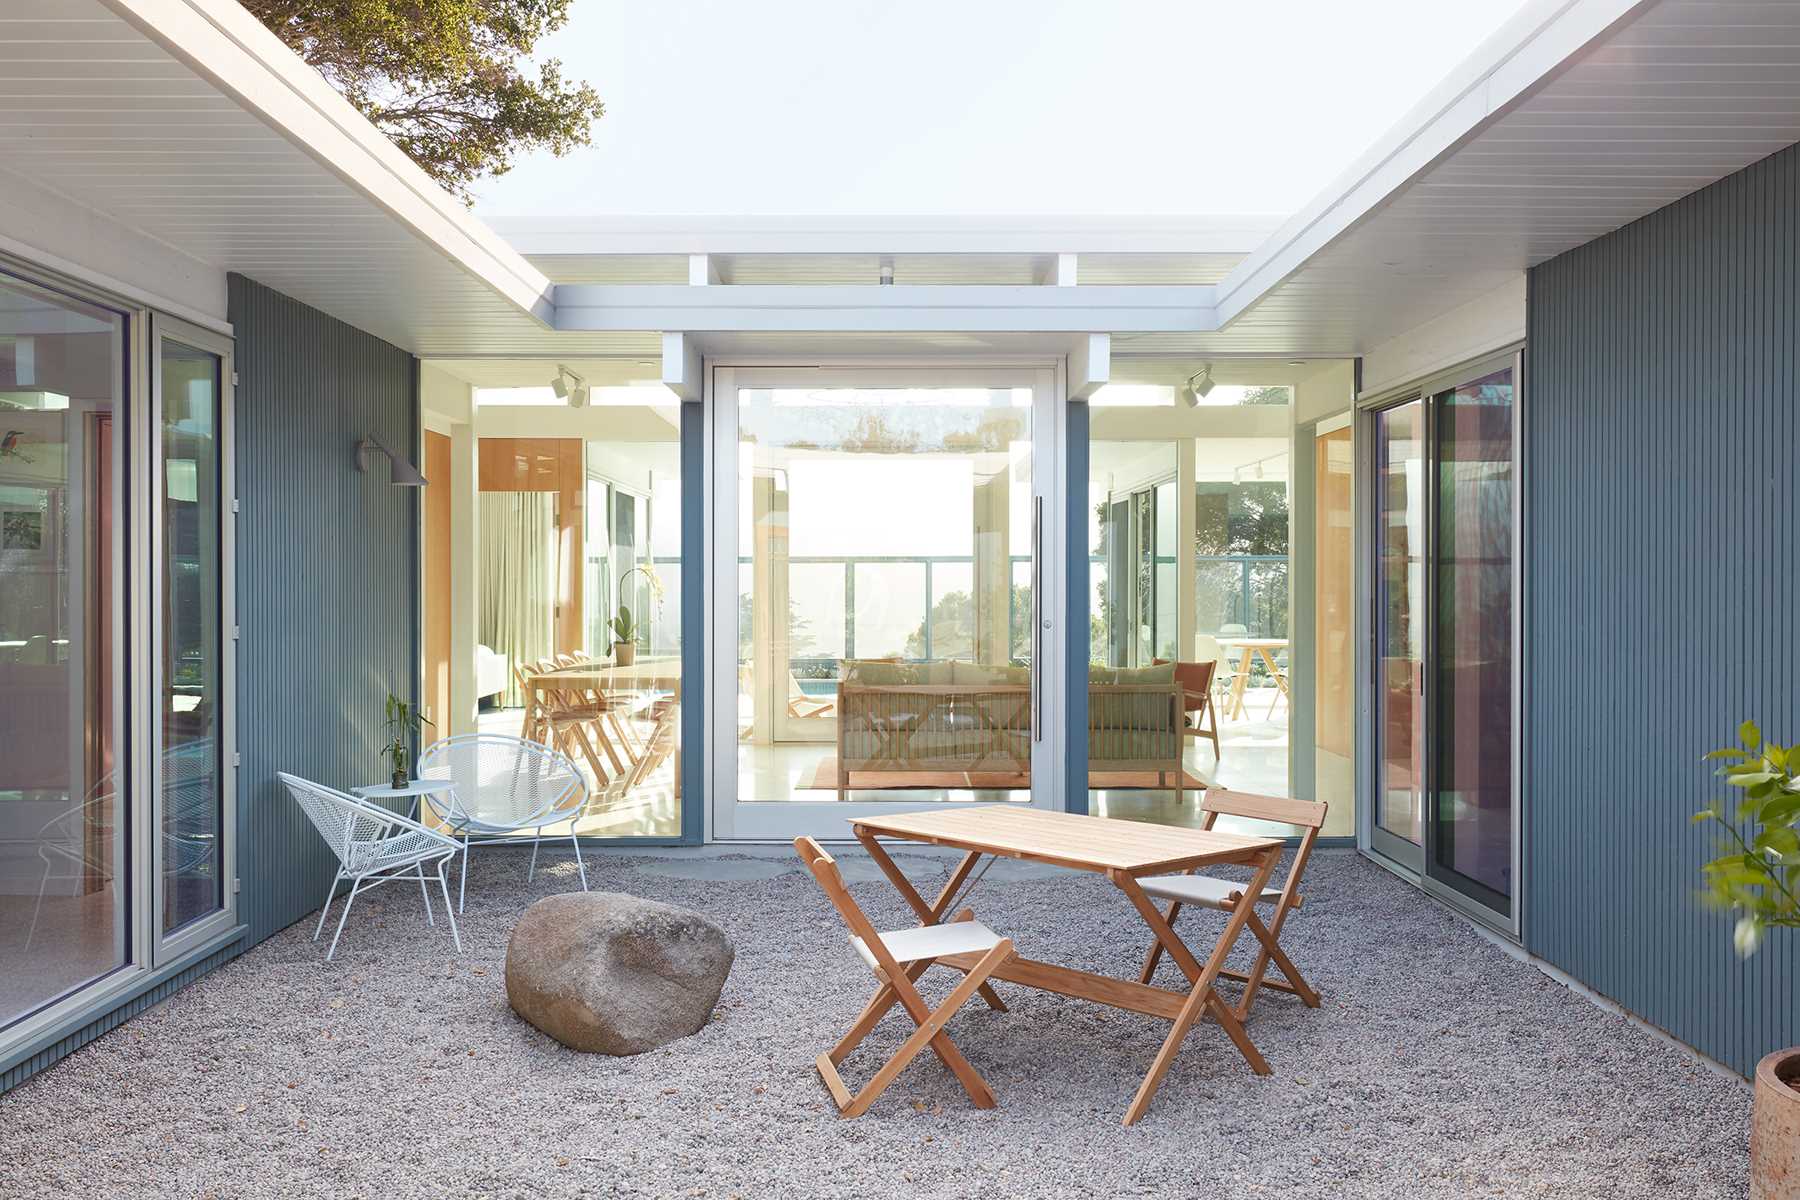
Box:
7;0;1800;361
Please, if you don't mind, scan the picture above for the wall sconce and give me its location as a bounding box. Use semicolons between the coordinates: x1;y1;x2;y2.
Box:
355;435;427;486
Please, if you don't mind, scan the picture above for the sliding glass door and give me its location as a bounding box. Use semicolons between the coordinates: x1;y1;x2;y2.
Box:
151;319;234;958
0;265;235;1060
710;366;1061;840
1363;355;1519;928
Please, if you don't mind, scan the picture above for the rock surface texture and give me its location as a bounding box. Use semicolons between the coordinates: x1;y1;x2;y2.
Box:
506;891;734;1055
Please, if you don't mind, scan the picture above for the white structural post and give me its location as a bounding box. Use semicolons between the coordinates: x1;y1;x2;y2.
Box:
1068;333;1110;401
1055;253;1078;286
688;253;720;286
662;331;703;402
448;421;481;736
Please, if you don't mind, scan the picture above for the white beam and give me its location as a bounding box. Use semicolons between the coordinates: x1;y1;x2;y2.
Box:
661;331;704;401
557;285;1218;334
1068;334;1110;401
1056;253;1078;287
688;254;720;286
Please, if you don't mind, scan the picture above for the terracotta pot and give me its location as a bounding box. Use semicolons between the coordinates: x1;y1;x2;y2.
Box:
613;641;635;667
1753;1047;1800;1200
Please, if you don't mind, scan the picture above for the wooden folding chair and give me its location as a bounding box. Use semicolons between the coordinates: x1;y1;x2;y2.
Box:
1136;788;1326;1022
793;837;1014;1119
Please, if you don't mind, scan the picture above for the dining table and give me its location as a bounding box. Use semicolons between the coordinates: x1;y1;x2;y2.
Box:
523;656;682;792
848;804;1284;1125
1216;636;1289;720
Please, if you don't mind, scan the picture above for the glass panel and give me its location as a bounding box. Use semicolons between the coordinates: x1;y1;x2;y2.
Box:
1087;368;1303;829
736;385;1033;803
1433;370;1514;901
159;339;225;935
0;270;126;1026
1374;400;1426;846
469;386;684;837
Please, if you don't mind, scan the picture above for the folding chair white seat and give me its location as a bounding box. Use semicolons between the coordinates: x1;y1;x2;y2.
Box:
852;920;1004;971
1137;787;1328;1023
795;837;1014;1119
1139;874;1281;909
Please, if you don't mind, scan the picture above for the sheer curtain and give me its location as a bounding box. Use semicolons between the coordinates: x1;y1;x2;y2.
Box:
480;492;557;707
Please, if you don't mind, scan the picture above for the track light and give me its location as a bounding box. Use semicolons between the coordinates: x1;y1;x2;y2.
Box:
551;364;589;406
1180;363;1215;408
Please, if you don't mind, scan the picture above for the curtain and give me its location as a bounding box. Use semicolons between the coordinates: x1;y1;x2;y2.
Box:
480;492;556;707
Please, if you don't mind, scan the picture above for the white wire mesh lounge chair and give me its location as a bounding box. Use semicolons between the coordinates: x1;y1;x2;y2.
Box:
277;772;462;961
415;734;589;912
27;739;220;950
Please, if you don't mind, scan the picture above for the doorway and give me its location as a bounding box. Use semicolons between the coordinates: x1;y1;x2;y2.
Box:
708;365;1064;840
1362;353;1520;930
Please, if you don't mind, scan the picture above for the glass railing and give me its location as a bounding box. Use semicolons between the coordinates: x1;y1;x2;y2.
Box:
623;552;1291;682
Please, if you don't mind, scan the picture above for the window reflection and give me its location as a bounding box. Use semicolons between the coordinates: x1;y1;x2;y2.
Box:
0;271;127;1026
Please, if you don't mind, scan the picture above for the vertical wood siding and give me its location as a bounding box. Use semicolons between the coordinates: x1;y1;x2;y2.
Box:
1526;141;1799;1077
229;275;419;945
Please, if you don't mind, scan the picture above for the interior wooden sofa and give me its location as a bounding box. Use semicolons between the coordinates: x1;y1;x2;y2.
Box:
832;659;1184;798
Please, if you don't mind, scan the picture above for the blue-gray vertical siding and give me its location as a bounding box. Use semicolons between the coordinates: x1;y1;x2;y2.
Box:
1066;399;1090;814
1526;140;1800;1076
230;274;420;945
681;400;704;843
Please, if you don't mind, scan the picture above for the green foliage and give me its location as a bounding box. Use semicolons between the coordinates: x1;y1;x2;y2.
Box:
241;0;603;201
1696;720;1800;956
382;691;430;779
608;605;640;646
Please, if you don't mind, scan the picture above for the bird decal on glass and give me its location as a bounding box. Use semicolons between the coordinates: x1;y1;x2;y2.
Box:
0;430;31;463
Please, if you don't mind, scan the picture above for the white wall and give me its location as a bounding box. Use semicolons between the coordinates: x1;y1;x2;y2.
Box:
0;170;226;327
1358;275;1526;397
1293;360;1356;426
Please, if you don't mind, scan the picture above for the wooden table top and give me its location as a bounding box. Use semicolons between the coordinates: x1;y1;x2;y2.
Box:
851;805;1279;876
1216;637;1289;649
527;657;681;689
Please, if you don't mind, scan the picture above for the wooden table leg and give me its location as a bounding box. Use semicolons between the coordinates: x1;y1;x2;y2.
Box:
1228;646;1254;719
1117;846;1280;1125
854;829;1007;1012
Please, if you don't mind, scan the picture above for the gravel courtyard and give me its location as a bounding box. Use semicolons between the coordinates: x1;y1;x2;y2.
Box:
0;846;1751;1199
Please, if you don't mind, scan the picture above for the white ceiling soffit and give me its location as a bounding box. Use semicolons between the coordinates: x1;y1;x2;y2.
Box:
0;0;556;353
1216;0;1800;350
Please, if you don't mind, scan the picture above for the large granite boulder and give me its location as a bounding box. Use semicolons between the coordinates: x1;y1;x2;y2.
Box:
506;892;735;1055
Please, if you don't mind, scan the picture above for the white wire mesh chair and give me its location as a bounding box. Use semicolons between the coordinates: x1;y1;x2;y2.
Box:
415;734;589;912
277;772;462;961
26;739;220;950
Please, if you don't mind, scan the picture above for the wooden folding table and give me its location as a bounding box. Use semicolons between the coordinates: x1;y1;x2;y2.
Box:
848;805;1283;1125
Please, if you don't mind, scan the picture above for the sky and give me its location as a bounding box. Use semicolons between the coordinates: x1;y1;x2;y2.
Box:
472;0;1535;219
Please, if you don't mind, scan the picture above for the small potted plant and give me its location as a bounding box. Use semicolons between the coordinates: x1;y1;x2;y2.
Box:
1697;720;1799;1198
382;691;431;790
608;605;640;667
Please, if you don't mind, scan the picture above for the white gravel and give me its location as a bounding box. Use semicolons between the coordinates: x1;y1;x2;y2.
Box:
0;846;1750;1198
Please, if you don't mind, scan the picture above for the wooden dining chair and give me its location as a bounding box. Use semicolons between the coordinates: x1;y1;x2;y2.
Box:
793;836;1014;1119
1136;788;1326;1022
1157;658;1221;762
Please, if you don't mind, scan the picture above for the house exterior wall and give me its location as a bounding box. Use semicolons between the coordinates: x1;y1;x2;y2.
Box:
1525;140;1800;1077
1360;277;1526;399
0;171;227;330
230;274;422;945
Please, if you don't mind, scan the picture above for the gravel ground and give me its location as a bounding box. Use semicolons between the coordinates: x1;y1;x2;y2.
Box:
0;846;1750;1199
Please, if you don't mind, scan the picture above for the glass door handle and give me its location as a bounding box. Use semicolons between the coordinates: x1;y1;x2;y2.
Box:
1031;495;1042;743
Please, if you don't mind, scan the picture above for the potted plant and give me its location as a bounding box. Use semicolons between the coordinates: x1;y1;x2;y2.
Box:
382;692;431;790
608;606;639;667
1697;721;1800;1198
